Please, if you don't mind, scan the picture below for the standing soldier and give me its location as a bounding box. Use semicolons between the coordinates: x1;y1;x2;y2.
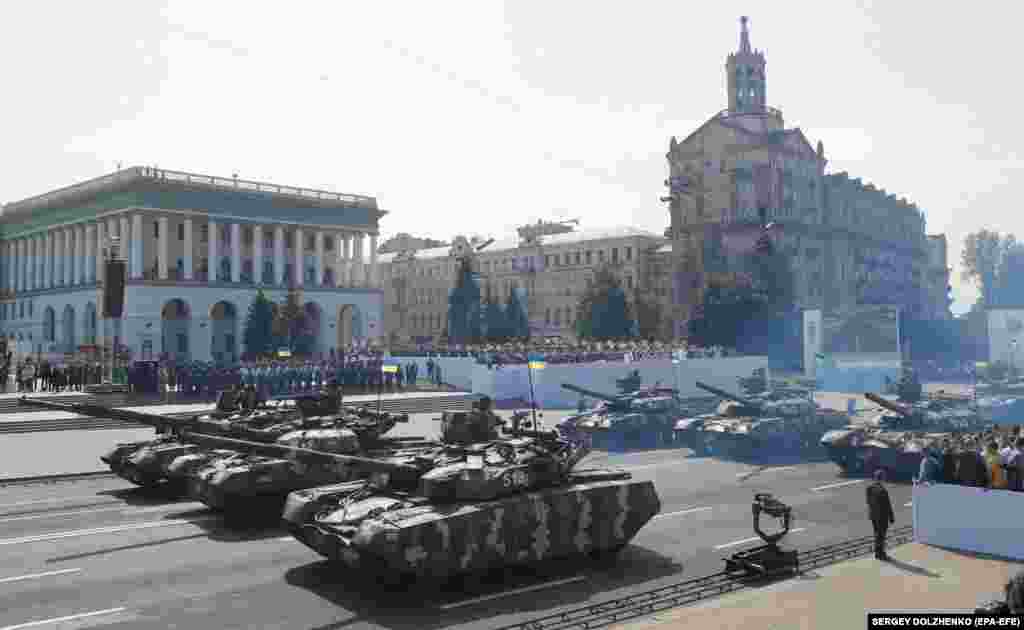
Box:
866;469;895;561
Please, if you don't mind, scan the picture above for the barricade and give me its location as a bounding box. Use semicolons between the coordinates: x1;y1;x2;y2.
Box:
912;482;1024;560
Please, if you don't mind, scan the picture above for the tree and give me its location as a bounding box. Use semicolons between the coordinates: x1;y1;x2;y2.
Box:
483;297;508;342
576;267;635;340
447;258;482;344
273;287;307;353
994;241;1024;307
633;292;666;340
962;230;1010;306
687;279;768;350
242;290;275;358
505;288;529;340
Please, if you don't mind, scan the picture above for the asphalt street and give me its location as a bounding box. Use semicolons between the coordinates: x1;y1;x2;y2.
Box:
0;447;913;630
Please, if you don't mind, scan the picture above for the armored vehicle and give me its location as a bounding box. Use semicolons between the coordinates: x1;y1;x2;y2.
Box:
559;382;713;451
674;381;849;458
282;406;661;584
820;392;990;478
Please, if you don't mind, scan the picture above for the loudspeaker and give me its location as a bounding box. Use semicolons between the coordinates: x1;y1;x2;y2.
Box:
103;260;126;319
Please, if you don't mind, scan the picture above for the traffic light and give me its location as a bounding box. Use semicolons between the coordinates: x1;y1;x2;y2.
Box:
103;259;126;318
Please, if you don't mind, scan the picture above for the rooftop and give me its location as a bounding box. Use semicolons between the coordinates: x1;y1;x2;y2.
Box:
2;166;379;218
379;225;665;263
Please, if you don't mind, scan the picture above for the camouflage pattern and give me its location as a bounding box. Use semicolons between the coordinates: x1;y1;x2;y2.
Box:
674;380;850;458
284;473;659;579
280;400;662;581
560;381;716;450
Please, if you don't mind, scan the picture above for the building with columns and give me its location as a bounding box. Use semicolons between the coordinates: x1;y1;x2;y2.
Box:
665;17;951;336
0;166;385;363
378;223;672;344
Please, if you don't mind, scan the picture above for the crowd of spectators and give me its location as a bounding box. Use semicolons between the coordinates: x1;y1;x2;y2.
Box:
917;427;1024;491
392;340;738;366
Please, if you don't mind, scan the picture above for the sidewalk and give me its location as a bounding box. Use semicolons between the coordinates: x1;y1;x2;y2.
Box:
614;543;1024;630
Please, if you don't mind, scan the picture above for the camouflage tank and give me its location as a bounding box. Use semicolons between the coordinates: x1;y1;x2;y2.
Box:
674;381;849;459
282;404;661;584
820;392;990;478
559;382;714;451
20;387;368;490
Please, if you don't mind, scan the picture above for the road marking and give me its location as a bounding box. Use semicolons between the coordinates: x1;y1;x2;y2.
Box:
0;568;81;584
0;517;216;546
812;480;865;492
274;536;296;542
0;496;115;510
652;507;712;520
714;528;807;550
438;576;586;610
735;466;798;477
0;607;126;630
0;502;205;524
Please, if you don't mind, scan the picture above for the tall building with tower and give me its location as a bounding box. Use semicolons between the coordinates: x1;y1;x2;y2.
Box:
666;17;949;338
0;166;386;363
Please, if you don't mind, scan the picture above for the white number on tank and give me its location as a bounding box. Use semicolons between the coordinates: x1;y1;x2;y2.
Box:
503;470;529;487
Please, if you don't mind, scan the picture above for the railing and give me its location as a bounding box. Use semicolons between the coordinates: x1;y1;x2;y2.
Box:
3;166;378;214
714;106;784;120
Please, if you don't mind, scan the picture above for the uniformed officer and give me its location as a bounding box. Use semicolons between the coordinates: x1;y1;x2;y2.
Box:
866;469;895;560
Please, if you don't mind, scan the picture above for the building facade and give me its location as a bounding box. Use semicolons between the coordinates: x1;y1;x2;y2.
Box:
0;167;385;363
379;223;671;344
666;17;950;335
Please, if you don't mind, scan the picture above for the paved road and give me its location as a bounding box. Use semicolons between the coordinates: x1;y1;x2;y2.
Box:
0;448;911;630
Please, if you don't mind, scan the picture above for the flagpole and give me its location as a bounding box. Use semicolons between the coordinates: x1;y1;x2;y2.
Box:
527;360;538;426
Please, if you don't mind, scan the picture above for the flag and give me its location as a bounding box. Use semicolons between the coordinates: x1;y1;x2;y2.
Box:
527;353;546;370
381;361;399;374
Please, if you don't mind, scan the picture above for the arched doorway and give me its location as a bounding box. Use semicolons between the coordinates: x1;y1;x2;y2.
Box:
83;303;97;345
210;301;237;363
43;307;55;344
302;302;323;356
61;305;76;353
162;299;191;362
337;304;363;350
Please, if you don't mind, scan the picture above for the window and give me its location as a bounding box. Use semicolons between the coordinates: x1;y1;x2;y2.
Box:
598;250;605;262
325;236;334;251
563;253;570;265
545;308;551;325
612;248;619;263
585;251;592;264
307;234;315;250
244;227;253;245
575;252;581;264
153;222;159;239
626;276;633;289
178;223;185;241
625;247;632;261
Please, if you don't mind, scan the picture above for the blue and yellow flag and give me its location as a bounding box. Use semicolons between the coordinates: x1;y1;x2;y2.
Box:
527;353;546;370
381;361;399;374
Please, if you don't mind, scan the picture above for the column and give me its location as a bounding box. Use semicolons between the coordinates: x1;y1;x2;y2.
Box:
353;232;365;287
94;222;104;284
21;239;29;291
253;225;263;284
4;242;11;292
294;227;304;286
26;238;34;291
158;217;169;280
85;225;96;283
230;223;241;283
273;226;285;285
183;219;193;280
369;233;379;288
52;232;61;288
131;214;143;279
207;220;218;284
341;233;352;286
314;231;324;287
119;217;130;273
63;230;73;286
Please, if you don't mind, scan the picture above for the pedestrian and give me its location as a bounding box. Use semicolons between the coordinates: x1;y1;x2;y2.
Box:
917;447;941;485
866;468;895;561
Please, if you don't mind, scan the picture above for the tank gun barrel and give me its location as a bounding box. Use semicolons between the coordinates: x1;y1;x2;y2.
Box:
560;383;617;402
864;392;911;416
18;396;190;430
695;381;760;408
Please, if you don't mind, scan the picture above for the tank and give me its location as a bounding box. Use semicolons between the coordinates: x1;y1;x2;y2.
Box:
559;381;715;451
820;391;991;477
281;407;661;584
675;381;849;459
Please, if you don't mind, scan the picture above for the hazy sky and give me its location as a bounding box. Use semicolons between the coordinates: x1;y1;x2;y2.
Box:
0;1;1015;315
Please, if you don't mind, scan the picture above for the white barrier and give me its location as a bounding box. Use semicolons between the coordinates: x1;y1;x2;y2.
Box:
472;356;770;408
913;482;1024;560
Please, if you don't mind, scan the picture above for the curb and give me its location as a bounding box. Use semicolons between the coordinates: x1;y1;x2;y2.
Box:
0;471;115;487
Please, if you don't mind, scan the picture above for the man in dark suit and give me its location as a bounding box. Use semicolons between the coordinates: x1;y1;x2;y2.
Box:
866;469;895;560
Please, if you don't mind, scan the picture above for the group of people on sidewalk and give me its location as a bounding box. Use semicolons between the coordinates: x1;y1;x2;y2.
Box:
916;427;1024;490
7;358;103;393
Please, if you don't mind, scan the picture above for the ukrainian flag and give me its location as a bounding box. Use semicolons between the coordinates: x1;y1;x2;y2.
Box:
381;361;399;374
527;353;546;370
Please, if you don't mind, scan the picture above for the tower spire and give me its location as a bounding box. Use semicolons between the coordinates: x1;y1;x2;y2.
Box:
739;16;752;54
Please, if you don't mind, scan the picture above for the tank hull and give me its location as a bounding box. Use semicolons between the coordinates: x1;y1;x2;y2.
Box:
283;473;661;581
101;440;203;488
822;444;923;479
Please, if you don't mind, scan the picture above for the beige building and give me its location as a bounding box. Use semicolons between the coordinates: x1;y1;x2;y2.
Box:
666;17;950;336
378;222;672;344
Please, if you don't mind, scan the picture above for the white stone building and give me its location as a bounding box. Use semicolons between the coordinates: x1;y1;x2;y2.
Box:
0;167;385;363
